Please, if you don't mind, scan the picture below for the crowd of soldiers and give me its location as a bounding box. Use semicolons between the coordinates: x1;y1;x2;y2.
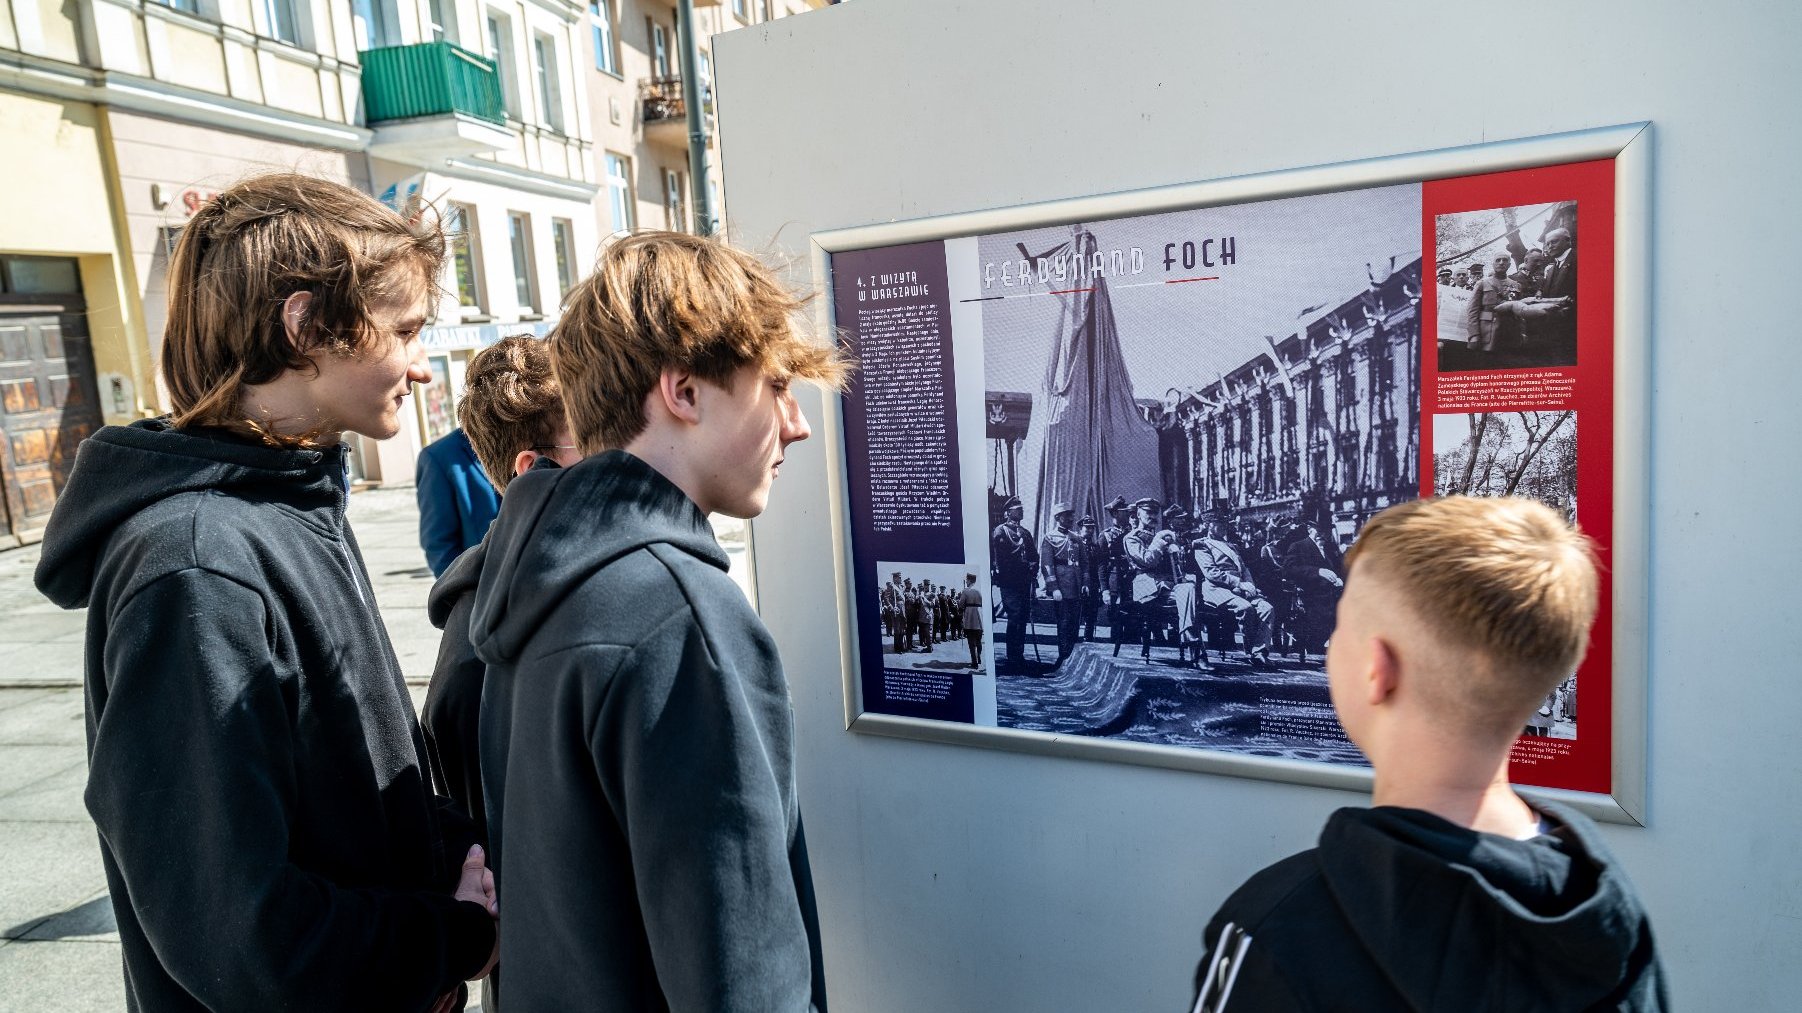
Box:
988;493;1348;674
1441;224;1578;361
880;575;967;658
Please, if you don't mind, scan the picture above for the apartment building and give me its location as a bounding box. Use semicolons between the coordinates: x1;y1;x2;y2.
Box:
359;0;599;475
582;0;829;243
0;0;374;540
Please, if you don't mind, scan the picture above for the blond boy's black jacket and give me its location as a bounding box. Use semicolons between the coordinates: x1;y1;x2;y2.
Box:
1191;802;1666;1012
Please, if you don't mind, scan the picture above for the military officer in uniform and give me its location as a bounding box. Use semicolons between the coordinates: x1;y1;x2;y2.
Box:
1123;497;1199;646
1197;514;1277;668
1039;502;1087;664
990;496;1038;671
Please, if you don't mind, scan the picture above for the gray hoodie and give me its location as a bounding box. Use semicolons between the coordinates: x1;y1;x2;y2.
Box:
472;449;825;1012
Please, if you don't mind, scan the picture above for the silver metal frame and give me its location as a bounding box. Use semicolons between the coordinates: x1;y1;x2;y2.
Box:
810;123;1652;825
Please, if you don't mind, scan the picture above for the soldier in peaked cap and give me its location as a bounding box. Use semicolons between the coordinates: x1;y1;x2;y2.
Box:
1124;496;1201;649
990;495;1037;670
1078;515;1102;641
1039;502;1087;663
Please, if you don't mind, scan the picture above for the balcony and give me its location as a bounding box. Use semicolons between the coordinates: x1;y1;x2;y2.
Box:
639;75;714;150
362;42;516;167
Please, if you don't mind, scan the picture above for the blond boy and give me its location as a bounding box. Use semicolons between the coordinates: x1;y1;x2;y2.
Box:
1191;496;1665;1012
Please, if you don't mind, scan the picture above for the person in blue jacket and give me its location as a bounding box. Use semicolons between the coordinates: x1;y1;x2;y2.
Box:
417;426;500;576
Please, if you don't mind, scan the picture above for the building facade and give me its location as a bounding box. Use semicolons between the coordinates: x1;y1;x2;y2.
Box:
0;0;835;540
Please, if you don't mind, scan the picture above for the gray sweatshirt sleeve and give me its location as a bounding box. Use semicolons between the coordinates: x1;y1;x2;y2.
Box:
592;606;818;1013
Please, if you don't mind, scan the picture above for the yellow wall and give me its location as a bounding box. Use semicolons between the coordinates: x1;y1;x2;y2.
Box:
0;92;151;424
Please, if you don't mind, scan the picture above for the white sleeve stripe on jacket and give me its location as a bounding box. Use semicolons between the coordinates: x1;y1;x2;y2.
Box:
1191;921;1253;1013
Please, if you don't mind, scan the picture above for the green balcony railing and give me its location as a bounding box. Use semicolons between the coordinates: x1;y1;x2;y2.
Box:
361;42;506;126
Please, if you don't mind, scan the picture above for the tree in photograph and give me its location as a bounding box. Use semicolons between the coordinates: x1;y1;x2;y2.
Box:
1434;411;1577;520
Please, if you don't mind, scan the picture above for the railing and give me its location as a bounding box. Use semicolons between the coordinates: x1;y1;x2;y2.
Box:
639;76;689;125
361;42;506;126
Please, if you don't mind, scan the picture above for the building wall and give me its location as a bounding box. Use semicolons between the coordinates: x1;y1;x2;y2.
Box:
0;91;139;424
582;0;827;242
714;1;1802;1010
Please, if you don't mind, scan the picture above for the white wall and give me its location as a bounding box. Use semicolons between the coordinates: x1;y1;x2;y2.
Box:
715;1;1802;1010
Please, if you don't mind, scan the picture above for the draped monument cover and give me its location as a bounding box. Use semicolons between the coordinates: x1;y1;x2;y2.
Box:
1018;228;1162;539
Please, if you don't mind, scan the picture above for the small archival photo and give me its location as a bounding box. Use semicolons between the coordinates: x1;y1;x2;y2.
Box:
1434;201;1578;372
873;561;988;675
1432;410;1579;740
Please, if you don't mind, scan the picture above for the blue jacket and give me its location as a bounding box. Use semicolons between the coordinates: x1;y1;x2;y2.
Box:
417;428;500;577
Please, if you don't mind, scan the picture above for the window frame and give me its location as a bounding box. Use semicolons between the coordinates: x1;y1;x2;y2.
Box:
262;0;308;48
445;203;487;315
589;0;619;76
604;152;634;236
486;9;522;120
664;168;688;233
532;31;565;133
507;211;540;316
550;218;577;297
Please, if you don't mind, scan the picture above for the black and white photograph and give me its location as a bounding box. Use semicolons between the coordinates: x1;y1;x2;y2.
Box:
1431;410;1578;521
975;185;1422;765
1435;201;1579;372
1432;410;1580;739
874;561;989;675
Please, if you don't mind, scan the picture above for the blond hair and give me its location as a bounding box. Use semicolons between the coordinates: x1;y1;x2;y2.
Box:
549;231;849;453
161;172;446;444
1344;496;1598;728
458;335;566;493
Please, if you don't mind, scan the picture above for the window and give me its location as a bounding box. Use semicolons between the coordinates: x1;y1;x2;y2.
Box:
589;0;617;74
604;153;633;235
551;219;577;297
757;0;770;21
664;169;687;233
533;33;564;132
508;212;538;313
426;0;454;43
732;0;748;20
487;11;521;119
352;0;397;49
446;204;484;312
264;0;303;46
649;19;670;78
152;0;202;14
698;50;713;114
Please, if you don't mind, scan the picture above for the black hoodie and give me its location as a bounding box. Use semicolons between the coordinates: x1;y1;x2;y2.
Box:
1190;802;1667;1012
34;420;494;1013
472;449;826;1012
422;453;563;848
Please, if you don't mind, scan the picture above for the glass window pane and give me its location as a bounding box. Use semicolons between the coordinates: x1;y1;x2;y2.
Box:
509;214;534;309
4;257;81;295
447;206;480;308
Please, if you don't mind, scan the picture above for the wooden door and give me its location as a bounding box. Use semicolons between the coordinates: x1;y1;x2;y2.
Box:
0;300;102;544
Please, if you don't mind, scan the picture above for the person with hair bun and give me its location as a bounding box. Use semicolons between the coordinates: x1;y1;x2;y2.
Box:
34;172;497;1013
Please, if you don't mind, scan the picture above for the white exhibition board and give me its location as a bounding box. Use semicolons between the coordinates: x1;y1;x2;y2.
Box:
714;2;1802;1009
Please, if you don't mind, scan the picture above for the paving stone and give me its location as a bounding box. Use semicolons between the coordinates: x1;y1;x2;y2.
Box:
0;751;90;823
0;937;126;1013
0;689;86;747
0;820;107;941
0;744;84;798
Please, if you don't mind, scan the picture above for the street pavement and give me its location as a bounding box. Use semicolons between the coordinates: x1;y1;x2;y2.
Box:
0;484;749;1010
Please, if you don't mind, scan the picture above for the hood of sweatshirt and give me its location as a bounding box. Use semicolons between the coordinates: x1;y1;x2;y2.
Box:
35;419;347;610
1318;801;1658;1009
426;456;570;631
468;449;728;667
